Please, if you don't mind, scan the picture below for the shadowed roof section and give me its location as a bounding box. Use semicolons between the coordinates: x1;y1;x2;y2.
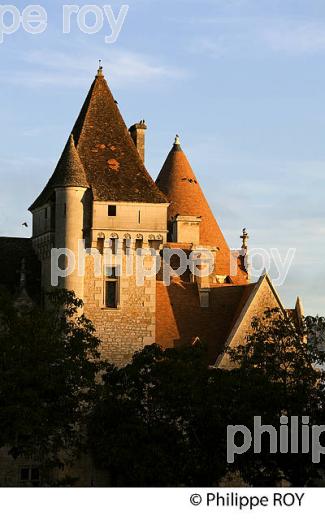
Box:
156;280;257;364
156;138;231;250
29;135;89;210
29;68;167;211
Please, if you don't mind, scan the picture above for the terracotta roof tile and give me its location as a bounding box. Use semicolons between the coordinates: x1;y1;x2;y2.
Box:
156;280;257;363
30;69;168;210
29;135;88;210
156;141;248;282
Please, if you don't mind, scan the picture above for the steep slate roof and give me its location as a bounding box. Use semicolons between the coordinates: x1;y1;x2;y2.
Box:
29;135;89;210
156;280;257;364
156;138;231;250
30;68;167;211
0;237;41;300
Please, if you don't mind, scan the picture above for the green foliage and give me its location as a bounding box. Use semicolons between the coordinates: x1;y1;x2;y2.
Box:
228;308;325;486
88;309;325;487
0;289;103;477
88;343;232;486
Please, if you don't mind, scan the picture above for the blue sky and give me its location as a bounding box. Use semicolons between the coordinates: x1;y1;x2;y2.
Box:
1;0;325;314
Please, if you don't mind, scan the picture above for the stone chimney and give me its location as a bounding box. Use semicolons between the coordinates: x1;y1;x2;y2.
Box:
129;120;147;163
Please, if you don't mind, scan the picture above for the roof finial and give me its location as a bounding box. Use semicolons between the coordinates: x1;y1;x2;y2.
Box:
174;134;180;146
97;60;103;76
240;228;249;250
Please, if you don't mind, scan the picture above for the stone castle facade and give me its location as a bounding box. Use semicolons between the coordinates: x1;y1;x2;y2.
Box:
0;65;305;486
1;65;303;369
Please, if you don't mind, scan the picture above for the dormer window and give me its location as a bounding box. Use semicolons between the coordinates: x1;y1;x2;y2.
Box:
108;205;117;217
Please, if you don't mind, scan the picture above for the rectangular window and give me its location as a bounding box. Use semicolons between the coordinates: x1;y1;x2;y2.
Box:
108;205;117;217
20;467;40;486
31;468;40;482
110;238;118;255
105;267;119;309
20;468;29;481
44;208;48;219
135;239;143;251
149;240;162;251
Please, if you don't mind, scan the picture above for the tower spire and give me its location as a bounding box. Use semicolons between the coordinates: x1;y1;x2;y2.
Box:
97;60;103;77
173;134;181;150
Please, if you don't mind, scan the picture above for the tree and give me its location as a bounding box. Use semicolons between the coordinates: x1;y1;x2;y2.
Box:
0;289;103;482
227;308;325;486
87;343;233;486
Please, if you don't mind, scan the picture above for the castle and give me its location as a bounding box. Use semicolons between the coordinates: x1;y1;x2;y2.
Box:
0;65;306;486
0;66;303;369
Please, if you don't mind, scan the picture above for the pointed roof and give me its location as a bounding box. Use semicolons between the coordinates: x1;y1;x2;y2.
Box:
71;67;167;203
53;134;89;188
156;136;231;249
30;67;167;210
29;135;89;209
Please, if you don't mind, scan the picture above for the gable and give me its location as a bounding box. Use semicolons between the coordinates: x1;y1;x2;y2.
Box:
217;275;285;369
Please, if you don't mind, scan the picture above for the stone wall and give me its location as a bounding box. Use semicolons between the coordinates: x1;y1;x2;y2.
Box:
83;253;156;366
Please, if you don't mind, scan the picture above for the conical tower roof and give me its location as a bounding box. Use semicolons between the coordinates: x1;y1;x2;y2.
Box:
156;136;230;251
30;66;167;210
29;135;89;210
53;134;89;188
71;66;166;203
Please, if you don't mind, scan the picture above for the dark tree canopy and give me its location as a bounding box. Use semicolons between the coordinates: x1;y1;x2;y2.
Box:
0;289;103;478
227;308;325;486
88;343;234;486
1;289;325;488
88;309;325;487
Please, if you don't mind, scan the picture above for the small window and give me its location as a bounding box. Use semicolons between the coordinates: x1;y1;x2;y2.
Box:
110;238;118;255
20;467;40;486
97;237;104;254
135;239;143;251
44;208;48;219
108;205;117;217
20;468;29;481
31;468;40;481
149;240;162;251
123;239;131;255
105;267;119;309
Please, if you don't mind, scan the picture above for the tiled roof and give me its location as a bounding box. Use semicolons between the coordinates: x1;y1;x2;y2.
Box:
29;135;89;210
156;280;257;364
156;140;248;282
0;237;41;300
72;70;167;203
156;140;232;249
29;69;167;211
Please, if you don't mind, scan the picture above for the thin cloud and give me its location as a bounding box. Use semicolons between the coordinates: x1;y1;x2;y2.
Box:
0;47;187;89
263;21;325;55
189;17;325;58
